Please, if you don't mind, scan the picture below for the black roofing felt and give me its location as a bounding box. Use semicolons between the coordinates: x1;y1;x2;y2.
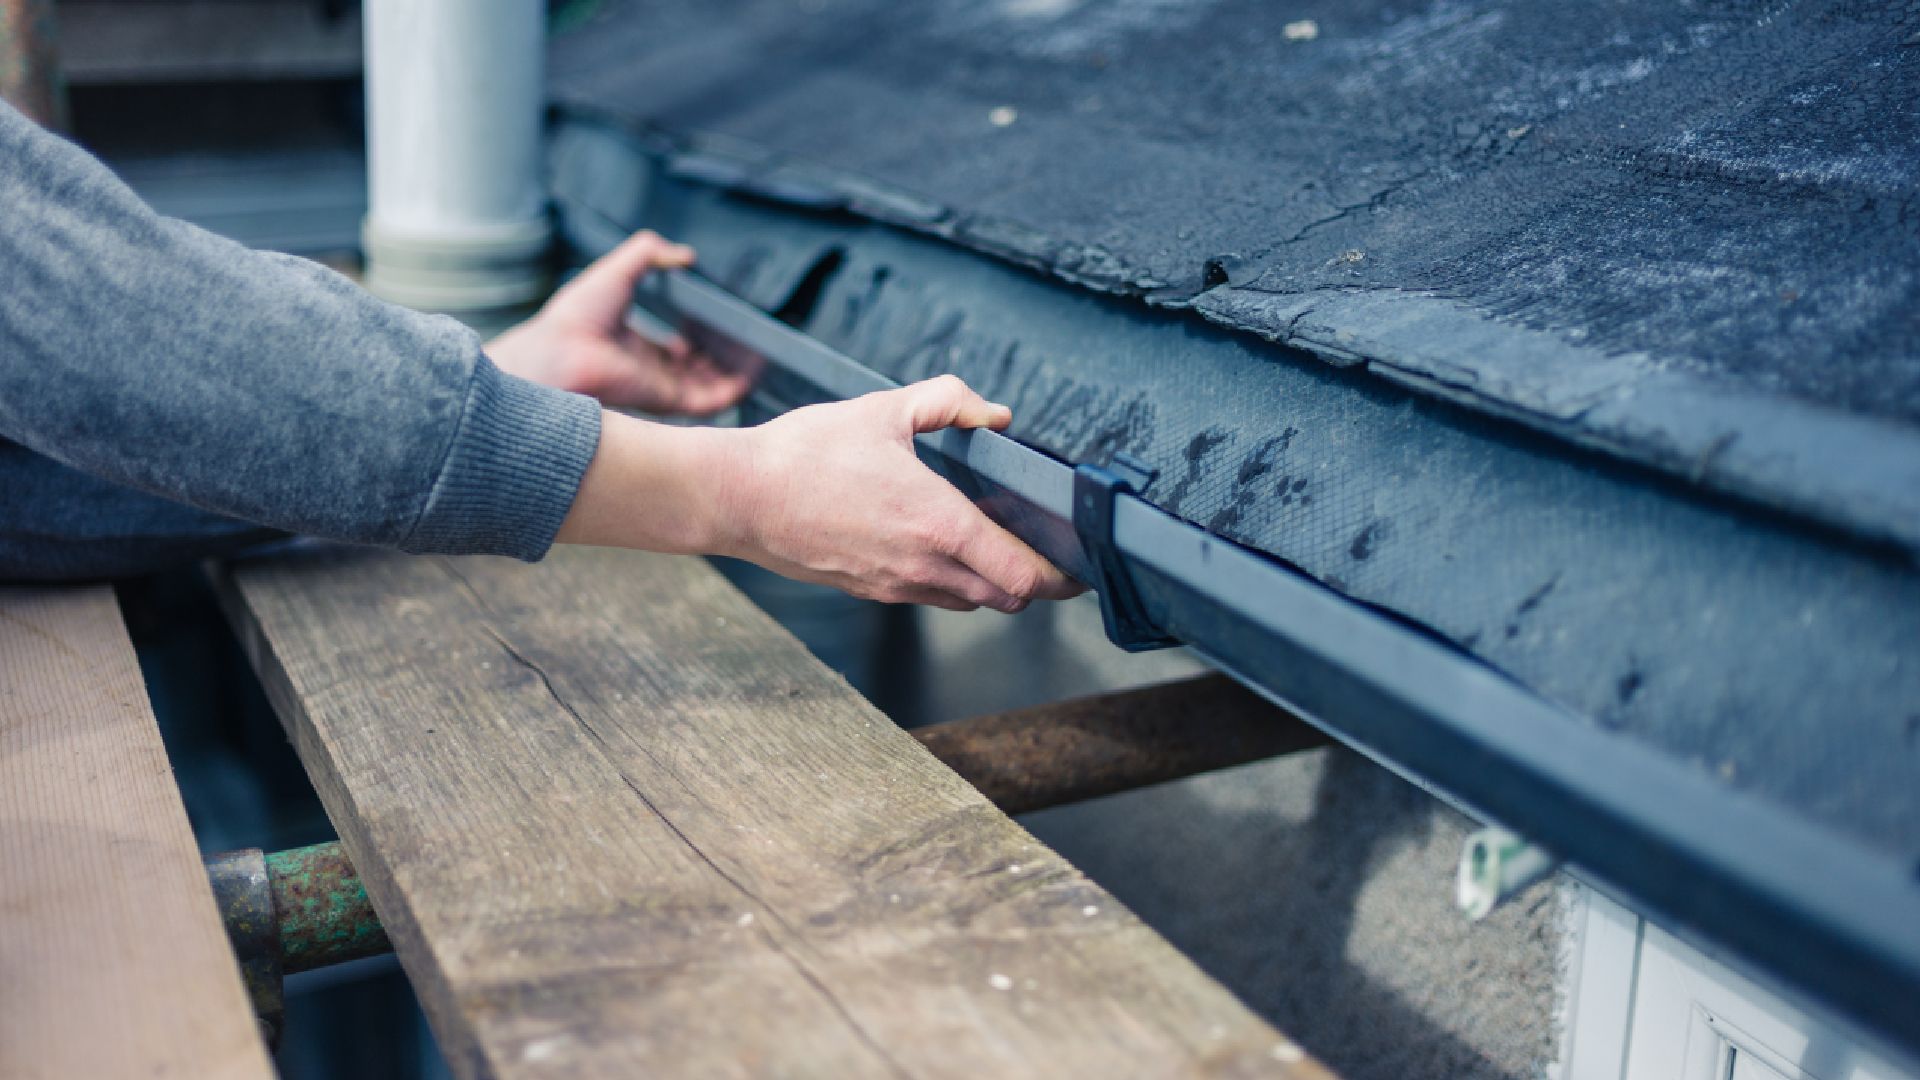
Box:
546;2;1920;865
551;0;1920;554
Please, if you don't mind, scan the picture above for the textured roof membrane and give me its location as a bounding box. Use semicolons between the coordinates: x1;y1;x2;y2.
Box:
552;0;1920;554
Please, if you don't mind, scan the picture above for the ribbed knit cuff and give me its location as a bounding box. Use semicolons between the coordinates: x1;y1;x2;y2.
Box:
401;359;601;561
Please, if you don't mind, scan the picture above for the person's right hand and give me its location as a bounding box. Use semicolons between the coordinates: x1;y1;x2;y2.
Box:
717;375;1085;612
555;375;1085;613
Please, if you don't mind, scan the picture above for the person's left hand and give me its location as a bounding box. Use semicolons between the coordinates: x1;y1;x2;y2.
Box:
487;231;756;416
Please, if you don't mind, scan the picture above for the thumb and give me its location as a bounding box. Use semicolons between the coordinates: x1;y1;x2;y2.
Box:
550;230;695;324
900;375;1013;434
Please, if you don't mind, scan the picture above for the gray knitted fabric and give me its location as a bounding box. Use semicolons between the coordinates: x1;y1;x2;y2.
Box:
0;102;601;581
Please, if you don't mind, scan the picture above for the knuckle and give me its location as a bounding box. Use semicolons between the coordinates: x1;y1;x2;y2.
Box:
906;555;949;589
973;583;1011;610
928;522;966;558
940;588;981;612
937;503;983;545
907;514;959;556
1017;557;1054;594
970;579;1022;614
950;575;999;608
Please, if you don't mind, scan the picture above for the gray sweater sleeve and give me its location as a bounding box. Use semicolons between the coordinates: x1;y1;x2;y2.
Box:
0;103;601;567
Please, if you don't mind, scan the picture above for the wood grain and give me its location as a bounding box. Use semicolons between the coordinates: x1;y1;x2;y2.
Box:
0;586;273;1080
216;546;1334;1079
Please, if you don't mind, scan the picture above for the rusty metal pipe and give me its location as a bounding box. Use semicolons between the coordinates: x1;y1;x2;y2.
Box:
913;673;1332;815
207;840;390;1044
0;0;65;130
205;848;286;1047
265;841;391;974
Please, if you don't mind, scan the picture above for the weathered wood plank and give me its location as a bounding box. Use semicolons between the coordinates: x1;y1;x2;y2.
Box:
0;586;274;1080
215;547;1332;1079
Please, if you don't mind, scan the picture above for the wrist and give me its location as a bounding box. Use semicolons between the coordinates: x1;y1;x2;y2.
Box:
555;411;740;555
484;317;556;388
683;423;761;559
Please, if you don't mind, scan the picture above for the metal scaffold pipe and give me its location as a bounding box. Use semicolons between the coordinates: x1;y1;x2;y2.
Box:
206;841;391;1046
265;842;392;975
914;674;1330;816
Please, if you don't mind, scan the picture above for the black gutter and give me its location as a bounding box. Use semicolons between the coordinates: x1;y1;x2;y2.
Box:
639;267;1920;1068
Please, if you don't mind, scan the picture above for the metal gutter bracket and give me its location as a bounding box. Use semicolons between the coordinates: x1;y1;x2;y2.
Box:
1456;825;1560;920
1073;453;1178;652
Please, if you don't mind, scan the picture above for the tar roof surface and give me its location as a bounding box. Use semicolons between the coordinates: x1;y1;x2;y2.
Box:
553;0;1920;554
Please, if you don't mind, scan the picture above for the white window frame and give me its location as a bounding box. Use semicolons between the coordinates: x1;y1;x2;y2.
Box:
1557;881;1912;1080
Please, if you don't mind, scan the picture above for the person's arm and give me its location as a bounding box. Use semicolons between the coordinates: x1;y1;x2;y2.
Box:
0;101;597;562
486;230;1078;612
0;103;1077;609
557;379;1081;613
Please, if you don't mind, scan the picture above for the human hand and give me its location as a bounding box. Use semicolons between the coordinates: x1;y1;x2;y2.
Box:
714;375;1086;612
488;230;755;416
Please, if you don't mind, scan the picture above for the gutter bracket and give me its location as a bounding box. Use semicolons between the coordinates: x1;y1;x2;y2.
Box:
1073;452;1178;652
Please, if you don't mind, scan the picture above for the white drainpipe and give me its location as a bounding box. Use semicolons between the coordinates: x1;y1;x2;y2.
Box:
361;0;551;322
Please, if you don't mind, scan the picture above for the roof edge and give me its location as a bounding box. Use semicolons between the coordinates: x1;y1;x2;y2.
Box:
552;104;1920;561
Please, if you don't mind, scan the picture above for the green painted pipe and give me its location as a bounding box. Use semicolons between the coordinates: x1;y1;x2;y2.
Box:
207;841;391;1047
263;842;391;975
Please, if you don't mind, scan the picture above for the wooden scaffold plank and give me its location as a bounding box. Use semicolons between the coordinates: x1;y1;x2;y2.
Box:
216;546;1332;1079
0;585;273;1080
